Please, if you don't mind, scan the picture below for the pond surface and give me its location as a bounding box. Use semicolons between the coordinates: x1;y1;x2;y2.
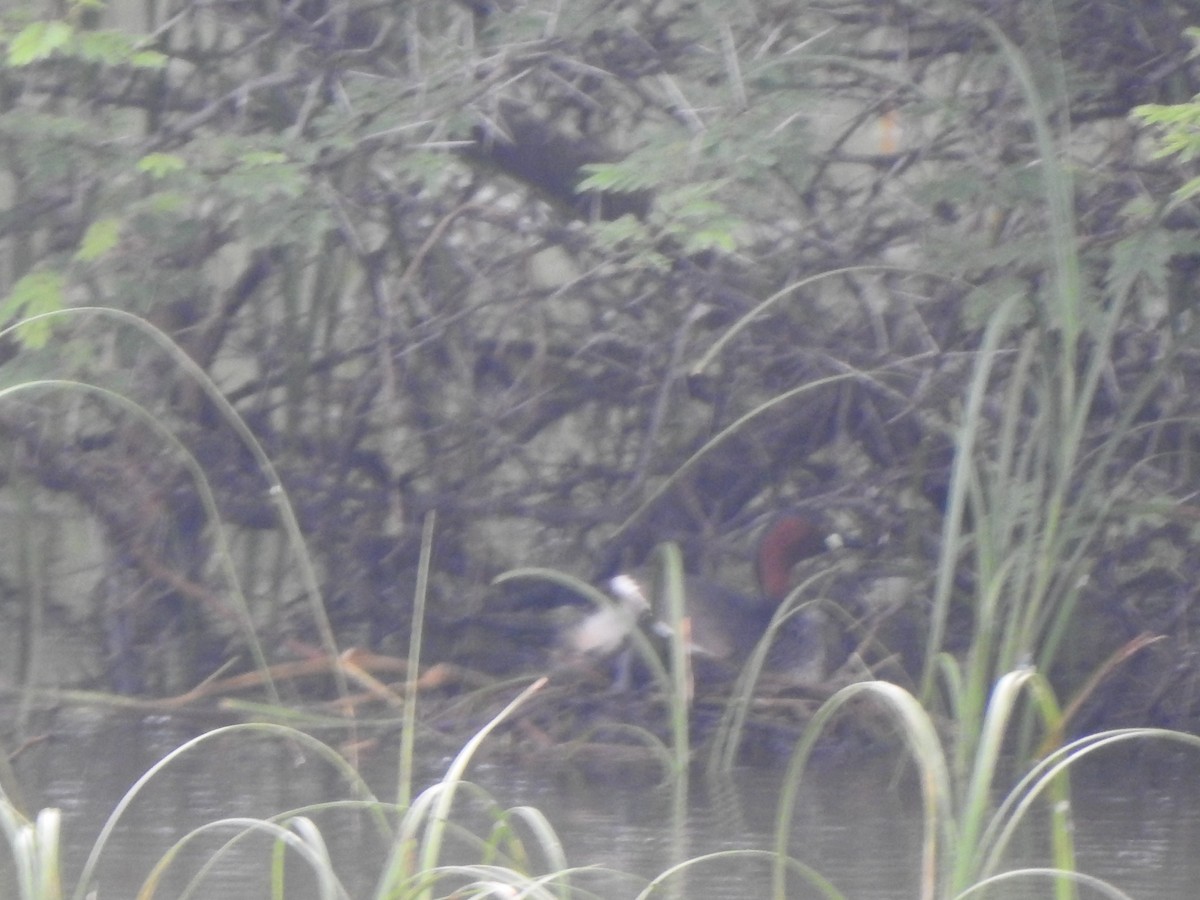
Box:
9;707;1200;898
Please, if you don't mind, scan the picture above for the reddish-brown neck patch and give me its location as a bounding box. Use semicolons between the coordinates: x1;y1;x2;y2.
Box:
756;515;826;601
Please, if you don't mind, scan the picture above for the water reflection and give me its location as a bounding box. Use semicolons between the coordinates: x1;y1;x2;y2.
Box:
11;711;1200;898
487;758;924;896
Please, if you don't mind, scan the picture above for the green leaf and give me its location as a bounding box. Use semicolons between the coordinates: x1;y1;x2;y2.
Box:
137;152;188;178
75;217;122;262
1174;174;1200;204
76;30;133;64
0;270;66;349
577;161;659;194
588;214;670;269
683;227;738;255
129;49;167;68
1132;100;1200;163
240;151;289;166
675;198;726;220
8;20;73;66
141;190;190;214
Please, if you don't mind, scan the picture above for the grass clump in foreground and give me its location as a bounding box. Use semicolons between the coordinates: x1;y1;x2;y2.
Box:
769;669;1200;900
5;668;1200;899
1;678;638;900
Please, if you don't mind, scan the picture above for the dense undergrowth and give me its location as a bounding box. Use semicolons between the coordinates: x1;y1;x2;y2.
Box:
0;0;1197;726
3;0;1200;897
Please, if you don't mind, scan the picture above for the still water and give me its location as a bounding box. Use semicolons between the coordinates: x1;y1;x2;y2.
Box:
10;707;1200;897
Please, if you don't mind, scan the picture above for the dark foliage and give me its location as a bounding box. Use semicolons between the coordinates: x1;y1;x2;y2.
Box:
0;0;1198;728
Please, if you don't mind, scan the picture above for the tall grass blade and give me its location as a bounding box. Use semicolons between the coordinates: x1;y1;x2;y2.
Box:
380;677;547;900
705;567;831;777
653;541;691;900
1;802;63;900
978;728;1200;882
975;13;1080;370
956;868;1136;899
72;723;381;900
920;295;1020;702
1;308;347;705
398;511;437;809
773;681;954;900
0;378;279;708
654;541;691;781
609;371;854;545
135;816;351;900
952;668;1071;894
635;848;845;900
